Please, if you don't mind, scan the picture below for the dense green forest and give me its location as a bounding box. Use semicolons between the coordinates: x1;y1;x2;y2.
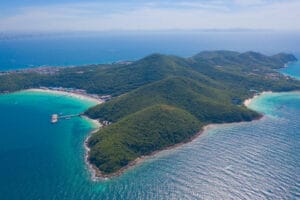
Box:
1;51;299;176
85;77;260;123
88;104;202;174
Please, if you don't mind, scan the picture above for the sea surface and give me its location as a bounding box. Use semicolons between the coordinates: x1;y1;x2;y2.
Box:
0;32;300;199
0;31;299;70
0;91;99;199
279;60;300;80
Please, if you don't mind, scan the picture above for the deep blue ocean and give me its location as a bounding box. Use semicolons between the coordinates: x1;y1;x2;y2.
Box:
0;31;299;70
0;31;299;199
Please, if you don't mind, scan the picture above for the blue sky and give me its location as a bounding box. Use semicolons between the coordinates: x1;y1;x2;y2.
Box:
0;0;299;32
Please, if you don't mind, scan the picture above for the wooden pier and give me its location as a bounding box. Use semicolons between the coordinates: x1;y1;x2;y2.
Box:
51;113;82;123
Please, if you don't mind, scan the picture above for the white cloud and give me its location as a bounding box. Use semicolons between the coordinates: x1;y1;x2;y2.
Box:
233;0;267;6
0;1;299;31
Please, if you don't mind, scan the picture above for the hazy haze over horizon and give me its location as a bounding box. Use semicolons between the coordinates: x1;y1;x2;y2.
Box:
0;0;299;32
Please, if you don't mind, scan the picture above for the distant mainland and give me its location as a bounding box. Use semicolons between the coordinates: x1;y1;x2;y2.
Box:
0;50;299;179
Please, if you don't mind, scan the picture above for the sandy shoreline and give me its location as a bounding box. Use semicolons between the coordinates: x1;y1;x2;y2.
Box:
243;91;273;107
26;88;104;104
86;92;268;181
88;118;266;181
24;87;297;181
20;88;268;181
23;88;105;181
82;117;103;181
87;124;214;180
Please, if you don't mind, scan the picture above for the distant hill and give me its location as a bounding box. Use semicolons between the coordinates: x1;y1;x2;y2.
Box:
191;50;297;69
0;50;299;176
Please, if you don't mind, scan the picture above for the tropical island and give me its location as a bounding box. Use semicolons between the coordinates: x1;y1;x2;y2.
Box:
0;50;299;178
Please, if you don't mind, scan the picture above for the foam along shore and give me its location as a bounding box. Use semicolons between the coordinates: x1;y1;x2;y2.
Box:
243;91;273;107
82;116;103;181
24;87;266;181
86;114;264;181
27;87;266;181
86;91;268;181
26;88;104;104
83;91;268;181
86;125;212;181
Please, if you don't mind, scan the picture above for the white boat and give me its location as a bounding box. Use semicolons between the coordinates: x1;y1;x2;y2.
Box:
51;114;58;123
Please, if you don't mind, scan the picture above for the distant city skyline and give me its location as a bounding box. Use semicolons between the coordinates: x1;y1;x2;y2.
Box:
0;0;299;32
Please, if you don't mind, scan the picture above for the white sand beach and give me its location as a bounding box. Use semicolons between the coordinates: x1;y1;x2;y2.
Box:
26;88;104;104
243;91;273;107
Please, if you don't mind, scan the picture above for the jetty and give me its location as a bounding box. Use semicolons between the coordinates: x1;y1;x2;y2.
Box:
51;113;82;123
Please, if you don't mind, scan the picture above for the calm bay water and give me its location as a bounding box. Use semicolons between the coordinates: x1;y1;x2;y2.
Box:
0;32;300;199
0;91;100;199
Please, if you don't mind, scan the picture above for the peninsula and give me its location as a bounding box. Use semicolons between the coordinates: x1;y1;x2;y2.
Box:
0;50;299;178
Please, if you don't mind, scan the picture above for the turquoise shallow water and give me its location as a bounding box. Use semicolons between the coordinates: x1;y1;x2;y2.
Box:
0;91;299;199
0;58;300;199
279;60;300;79
0;91;101;199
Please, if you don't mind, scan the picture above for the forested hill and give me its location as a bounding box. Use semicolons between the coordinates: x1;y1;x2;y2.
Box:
0;51;299;176
191;51;297;69
0;51;297;96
